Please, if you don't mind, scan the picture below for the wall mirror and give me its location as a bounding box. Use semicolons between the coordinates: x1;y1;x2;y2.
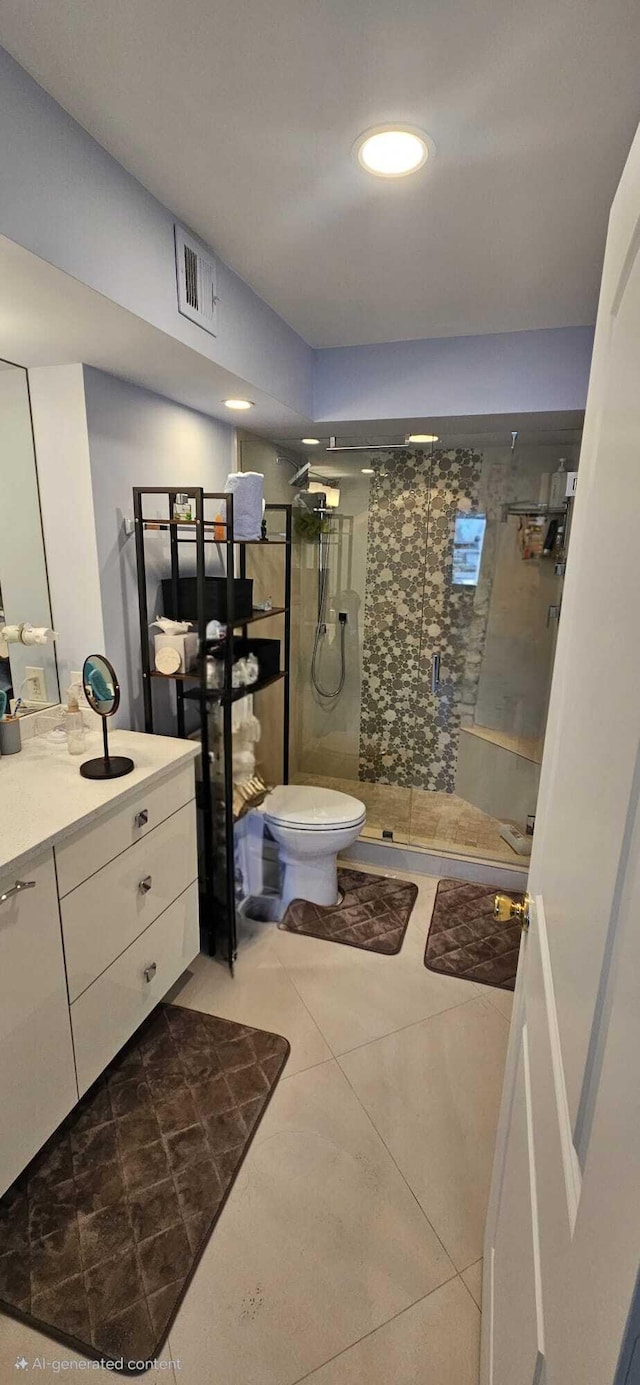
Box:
0;359;60;713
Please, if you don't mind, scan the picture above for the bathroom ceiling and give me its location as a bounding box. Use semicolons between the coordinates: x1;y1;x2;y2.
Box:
1;0;639;348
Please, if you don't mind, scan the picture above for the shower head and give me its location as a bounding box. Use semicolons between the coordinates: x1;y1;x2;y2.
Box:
288;461;311;488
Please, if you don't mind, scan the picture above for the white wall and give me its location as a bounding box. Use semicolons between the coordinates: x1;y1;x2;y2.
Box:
83;367;234;728
28;364;105;696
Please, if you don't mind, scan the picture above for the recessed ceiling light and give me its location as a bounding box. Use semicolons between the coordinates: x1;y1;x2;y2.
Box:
223;398;254;410
407;433;439;443
361;467;375;474
301;437;320;445
355;126;432;179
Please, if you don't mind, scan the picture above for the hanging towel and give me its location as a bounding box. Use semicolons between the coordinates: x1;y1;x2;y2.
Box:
224;472;264;541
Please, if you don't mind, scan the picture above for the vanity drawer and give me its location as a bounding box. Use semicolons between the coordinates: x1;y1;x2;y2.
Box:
62;800;197;1002
71;881;199;1096
55;762;195;897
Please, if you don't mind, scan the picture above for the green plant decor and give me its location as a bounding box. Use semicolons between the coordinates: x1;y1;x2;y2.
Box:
294;509;332;542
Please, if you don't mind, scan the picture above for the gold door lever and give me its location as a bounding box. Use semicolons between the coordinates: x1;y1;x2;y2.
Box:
494;893;531;930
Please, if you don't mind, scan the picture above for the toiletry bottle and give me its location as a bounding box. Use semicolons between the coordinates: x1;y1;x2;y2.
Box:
173;494;193;522
66;685;86;755
549;459;567;508
214;512;226;541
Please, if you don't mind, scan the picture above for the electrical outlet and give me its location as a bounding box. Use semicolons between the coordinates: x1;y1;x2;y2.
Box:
25;666;47;703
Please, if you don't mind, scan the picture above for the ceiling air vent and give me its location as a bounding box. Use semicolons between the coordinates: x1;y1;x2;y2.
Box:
175;224;219;336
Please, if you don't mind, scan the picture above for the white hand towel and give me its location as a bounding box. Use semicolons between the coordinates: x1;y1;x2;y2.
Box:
224;472;264;541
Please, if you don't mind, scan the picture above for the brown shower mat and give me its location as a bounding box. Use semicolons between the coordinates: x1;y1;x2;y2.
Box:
280;867;418;954
424;878;524;991
0;1003;289;1374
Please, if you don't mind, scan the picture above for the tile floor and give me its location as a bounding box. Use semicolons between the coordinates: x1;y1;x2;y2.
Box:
0;866;512;1384
294;772;520;862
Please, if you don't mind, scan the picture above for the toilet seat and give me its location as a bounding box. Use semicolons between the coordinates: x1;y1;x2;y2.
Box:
263;785;366;831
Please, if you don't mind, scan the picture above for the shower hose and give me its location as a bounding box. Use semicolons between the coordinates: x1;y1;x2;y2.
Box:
311;563;347;699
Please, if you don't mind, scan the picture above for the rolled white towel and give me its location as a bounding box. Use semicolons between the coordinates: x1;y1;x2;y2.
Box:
224;472;264;541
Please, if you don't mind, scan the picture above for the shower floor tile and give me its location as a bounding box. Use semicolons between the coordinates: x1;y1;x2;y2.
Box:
294;775;411;843
293;776;522;864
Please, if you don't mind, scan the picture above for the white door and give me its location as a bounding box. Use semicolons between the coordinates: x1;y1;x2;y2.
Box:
482;120;640;1385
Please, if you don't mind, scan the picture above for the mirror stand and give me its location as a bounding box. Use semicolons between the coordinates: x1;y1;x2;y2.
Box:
80;718;134;780
80;653;134;780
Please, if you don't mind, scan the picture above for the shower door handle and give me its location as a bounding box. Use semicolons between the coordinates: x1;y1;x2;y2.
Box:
430;653;441;693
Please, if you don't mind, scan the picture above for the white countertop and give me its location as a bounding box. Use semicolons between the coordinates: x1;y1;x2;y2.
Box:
0;729;199;875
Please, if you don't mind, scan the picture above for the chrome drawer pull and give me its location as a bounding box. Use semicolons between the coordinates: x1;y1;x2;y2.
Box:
135;809;149;829
138;875;152;895
0;880;36;906
143;962;157;983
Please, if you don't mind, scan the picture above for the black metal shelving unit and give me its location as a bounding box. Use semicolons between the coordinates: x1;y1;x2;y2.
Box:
133;486;292;971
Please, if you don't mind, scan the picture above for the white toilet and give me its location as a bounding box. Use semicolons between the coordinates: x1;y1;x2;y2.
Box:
260;785;366;917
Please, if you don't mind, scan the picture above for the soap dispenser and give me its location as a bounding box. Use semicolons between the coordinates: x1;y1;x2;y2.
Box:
65;684;86;756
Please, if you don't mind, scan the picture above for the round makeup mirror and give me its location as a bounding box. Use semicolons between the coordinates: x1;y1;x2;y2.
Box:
80;654;134;780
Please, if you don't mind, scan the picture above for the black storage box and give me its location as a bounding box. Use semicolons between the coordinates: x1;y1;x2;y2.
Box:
208;637;280;682
162;576;253;624
239;638;280;679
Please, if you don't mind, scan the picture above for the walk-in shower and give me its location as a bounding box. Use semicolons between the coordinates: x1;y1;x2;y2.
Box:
239;422;581;867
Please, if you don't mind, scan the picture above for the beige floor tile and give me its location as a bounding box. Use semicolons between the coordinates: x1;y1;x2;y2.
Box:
479;985;515;1022
169;931;331;1078
169;1059;454;1385
0;1313;176;1379
298;1277;480;1385
339;998;509;1270
461;1259;483;1309
271;879;477;1056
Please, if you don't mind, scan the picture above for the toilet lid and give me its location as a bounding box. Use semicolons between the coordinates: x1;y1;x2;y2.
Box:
263;785;366;829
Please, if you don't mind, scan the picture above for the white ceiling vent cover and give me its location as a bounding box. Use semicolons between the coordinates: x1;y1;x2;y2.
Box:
175;224;219;336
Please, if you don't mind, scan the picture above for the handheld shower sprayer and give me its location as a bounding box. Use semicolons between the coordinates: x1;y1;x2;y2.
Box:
309;491;347;700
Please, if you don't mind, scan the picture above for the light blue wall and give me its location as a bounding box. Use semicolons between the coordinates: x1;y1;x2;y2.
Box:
314;326;595;421
0;47;314;418
83;366;234;730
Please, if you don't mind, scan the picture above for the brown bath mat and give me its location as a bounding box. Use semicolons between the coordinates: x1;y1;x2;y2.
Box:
424;879;523;991
280;867;418;954
0;1003;289;1374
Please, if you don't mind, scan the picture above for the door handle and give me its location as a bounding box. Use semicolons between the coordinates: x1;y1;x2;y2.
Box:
430;653;441;693
495;893;531;931
0;879;36;906
138;875;152;895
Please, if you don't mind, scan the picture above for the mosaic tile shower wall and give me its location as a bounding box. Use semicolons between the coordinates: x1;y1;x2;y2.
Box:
359;448;484;791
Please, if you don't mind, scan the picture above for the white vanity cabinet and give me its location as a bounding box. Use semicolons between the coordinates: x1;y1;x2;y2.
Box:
0;850;77;1194
0;732;201;1196
56;772;199;1094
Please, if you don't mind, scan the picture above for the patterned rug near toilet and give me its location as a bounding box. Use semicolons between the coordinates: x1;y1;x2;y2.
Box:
0;1004;289;1371
280;867;418;954
424;878;523;990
